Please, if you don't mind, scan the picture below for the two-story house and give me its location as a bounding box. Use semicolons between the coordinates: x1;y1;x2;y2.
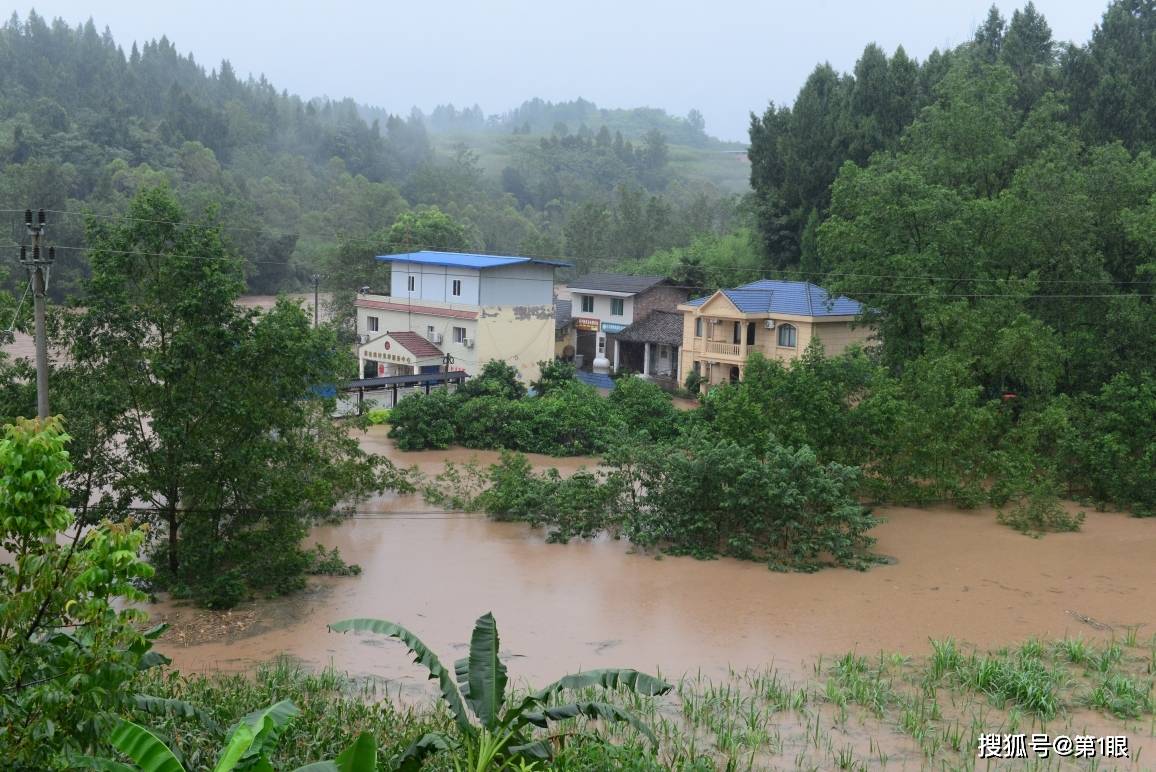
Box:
561;273;688;374
355;251;570;384
679;279;873;386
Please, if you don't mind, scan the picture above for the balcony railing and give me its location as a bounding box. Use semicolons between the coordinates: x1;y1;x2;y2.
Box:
704;340;742;357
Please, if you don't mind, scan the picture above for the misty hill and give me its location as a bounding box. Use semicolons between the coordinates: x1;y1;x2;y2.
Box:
0;11;746;298
363;97;744;150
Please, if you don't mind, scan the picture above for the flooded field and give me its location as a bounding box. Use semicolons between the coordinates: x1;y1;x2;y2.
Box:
155;427;1156;690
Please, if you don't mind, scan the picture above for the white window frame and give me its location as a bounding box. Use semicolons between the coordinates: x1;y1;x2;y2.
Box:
407;275;416;292
581;295;594;313
777;323;797;348
610;298;624;316
367;315;379;332
694;317;702;337
453;326;467;344
451;279;462;297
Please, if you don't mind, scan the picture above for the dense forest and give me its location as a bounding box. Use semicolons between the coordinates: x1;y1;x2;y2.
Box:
0;10;740;301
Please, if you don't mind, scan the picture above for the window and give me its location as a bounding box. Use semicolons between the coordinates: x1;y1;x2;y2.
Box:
778;324;797;348
693;360;701;374
427;325;436;339
581;295;594;313
453;326;467;344
610;298;624;316
367;315;379;332
694;317;702;337
732;321;741;345
407;275;415;292
746;322;756;346
451;279;462;297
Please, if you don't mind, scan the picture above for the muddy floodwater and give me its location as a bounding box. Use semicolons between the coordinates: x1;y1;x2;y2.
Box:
155;426;1156;697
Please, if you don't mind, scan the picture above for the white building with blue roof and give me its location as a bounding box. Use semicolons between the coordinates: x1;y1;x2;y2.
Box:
677;279;874;387
355;250;570;383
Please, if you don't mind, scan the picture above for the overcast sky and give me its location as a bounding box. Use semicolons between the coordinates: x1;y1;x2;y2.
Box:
26;0;1107;142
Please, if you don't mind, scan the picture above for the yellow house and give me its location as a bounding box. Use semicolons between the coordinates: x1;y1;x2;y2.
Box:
678;279;873;387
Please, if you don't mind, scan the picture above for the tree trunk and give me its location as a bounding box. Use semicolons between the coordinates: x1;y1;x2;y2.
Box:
167;506;179;579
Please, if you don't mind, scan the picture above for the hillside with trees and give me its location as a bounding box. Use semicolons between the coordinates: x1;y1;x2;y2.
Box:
0;11;744;304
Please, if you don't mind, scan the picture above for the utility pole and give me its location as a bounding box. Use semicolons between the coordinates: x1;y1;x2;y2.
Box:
311;274;321;327
443;352;455;390
19;209;54;420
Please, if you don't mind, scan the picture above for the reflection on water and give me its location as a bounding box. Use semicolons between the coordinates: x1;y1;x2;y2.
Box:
155;428;1156;697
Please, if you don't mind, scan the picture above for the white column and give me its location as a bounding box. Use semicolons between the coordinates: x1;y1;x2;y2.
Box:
643;342;651;376
613;339;620;371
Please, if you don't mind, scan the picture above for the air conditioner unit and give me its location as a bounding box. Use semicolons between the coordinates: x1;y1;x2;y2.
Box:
357;333;370;344
763;319;776;330
431;332;443;344
464;338;475;349
710;318;721;325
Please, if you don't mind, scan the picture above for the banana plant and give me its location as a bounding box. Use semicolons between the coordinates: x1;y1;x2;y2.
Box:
329;611;672;770
87;700;377;772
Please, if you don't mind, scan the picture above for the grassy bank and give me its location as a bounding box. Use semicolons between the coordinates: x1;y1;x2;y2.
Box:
131;633;1155;770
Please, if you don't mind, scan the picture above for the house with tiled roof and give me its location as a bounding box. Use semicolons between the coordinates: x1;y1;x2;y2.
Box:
355;251;570;382
561;273;688;374
677;279;874;387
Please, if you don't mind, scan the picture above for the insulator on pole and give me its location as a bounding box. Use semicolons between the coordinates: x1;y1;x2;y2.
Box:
24;209;32;226
37;209;45;226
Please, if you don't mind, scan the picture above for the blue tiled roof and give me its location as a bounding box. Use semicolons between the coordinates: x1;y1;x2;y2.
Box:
376;250;572;269
686;279;862;317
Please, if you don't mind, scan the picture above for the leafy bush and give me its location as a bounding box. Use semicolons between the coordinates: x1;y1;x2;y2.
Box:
0;418;160;768
388;389;460;450
532;357;577;396
608;374;680;441
614;432;879;569
365;407;391;425
997;481;1085;537
1064;372;1156;514
473;451;624;541
304;543;363;576
457;359;527;400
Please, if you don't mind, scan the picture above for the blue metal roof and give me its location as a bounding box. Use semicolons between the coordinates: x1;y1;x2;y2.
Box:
375;250;572;270
686;279;863;317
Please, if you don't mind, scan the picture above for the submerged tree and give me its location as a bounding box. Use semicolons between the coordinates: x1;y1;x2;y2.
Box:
65;186;402;606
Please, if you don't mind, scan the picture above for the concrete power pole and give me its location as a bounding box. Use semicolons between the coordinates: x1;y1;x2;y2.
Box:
19;209;54;420
311;273;321;327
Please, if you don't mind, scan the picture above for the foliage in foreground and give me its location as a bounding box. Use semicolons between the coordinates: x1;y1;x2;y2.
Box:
329;612;672;768
117;630;1156;772
0;418;160;769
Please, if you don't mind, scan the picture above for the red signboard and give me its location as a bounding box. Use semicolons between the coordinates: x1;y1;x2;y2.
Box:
575;317;600;332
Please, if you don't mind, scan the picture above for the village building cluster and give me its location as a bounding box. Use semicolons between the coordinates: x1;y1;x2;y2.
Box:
354;250;873;392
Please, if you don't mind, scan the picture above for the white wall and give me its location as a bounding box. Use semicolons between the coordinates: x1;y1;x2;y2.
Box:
569;293;635;325
389;262;481;305
478;263;554;306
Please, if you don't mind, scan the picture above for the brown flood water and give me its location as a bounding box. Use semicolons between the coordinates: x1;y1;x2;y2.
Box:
155;426;1156;696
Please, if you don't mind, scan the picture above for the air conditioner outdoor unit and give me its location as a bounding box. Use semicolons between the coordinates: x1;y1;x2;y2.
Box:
763;319;776;330
431;332;443;344
464;338;475;349
710;318;721;325
357;333;370;344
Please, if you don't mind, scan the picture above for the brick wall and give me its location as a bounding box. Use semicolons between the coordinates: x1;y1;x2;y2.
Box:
633;284;690;320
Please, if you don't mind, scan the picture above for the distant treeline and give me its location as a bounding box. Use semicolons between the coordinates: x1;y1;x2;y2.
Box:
360;97;732;149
